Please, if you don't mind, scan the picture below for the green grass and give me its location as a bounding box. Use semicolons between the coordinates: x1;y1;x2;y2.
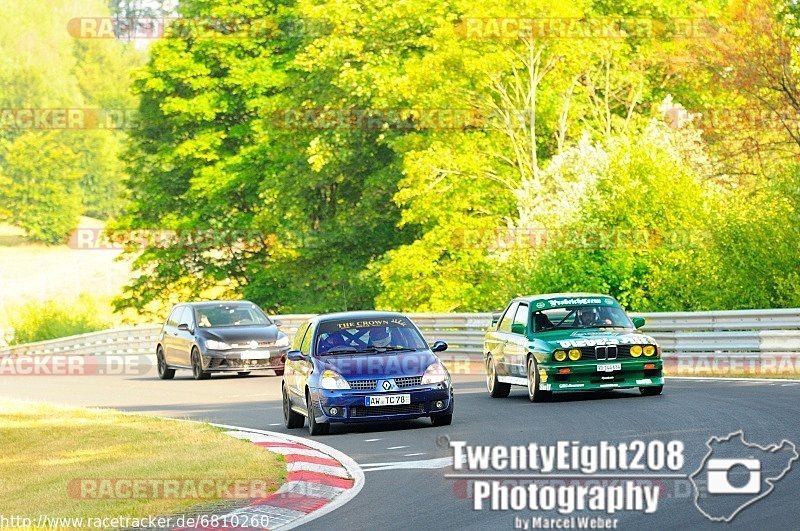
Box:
6;295;113;344
0;217;138;344
0;399;285;519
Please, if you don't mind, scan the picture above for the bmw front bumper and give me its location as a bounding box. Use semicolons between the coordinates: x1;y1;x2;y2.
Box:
538;359;664;391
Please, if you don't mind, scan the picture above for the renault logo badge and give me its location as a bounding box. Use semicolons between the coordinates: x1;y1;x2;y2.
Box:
249;340;258;350
382;380;392;391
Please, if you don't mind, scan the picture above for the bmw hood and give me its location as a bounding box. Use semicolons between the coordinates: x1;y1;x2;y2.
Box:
315;350;438;379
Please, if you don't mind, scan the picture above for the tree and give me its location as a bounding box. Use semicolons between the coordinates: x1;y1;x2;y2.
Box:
0;133;83;243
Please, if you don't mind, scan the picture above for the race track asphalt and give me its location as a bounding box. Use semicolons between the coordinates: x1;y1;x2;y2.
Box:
1;358;798;530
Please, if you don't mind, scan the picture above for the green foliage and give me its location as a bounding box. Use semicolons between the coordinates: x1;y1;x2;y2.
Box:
709;167;800;309
7;296;112;345
0;0;142;242
114;0;800;314
524;123;715;311
0;133;83;243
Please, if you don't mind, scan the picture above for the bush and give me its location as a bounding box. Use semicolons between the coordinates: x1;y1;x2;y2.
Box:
7;296;111;345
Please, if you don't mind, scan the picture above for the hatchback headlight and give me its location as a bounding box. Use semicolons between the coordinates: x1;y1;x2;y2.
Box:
274;335;289;348
206;339;231;351
320;370;351;390
421;362;449;385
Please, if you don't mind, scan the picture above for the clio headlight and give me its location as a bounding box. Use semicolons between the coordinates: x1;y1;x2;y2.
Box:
320;370;351;390
421;362;449;385
274;334;290;348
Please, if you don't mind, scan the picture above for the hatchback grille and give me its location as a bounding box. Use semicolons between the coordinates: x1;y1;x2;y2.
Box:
394;376;423;388
219;358;270;368
348;379;377;390
350;403;425;418
230;341;273;349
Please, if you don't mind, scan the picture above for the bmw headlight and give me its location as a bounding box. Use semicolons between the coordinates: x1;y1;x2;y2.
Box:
421;362;449;385
568;349;581;361
206;339;231;351
320;370;351;390
554;350;567;362
643;345;656;357
630;345;643;357
274;334;290;348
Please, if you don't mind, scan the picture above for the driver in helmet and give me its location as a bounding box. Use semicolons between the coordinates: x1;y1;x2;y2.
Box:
319;332;347;353
369;327;392;348
576;307;599;327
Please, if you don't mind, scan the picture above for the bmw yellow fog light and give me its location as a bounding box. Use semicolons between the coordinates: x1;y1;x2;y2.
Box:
568;349;581;361
554;350;567;362
644;345;656;357
539;369;548;382
630;345;643;357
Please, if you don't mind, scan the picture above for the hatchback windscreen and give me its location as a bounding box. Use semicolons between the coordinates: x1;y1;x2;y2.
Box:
195;304;272;328
315;317;428;354
532;305;633;331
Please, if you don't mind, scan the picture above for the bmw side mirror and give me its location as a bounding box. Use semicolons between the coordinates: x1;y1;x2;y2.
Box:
286;350;306;362
632;317;646;329
431;341;448;353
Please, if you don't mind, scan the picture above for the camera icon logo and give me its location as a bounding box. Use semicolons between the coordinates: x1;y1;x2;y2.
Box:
690;431;798;522
706;458;761;494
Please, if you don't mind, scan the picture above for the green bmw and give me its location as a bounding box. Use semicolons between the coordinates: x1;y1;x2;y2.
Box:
484;293;664;402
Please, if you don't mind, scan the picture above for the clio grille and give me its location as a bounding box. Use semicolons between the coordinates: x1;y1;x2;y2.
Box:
348;379;377;390
394;376;424;388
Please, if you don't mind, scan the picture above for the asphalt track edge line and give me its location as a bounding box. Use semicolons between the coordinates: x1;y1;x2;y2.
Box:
210;423;365;530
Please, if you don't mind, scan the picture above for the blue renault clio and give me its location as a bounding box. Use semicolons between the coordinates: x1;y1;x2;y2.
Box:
282;311;454;435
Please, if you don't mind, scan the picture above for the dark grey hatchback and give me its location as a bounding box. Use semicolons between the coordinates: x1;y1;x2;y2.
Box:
156;301;289;380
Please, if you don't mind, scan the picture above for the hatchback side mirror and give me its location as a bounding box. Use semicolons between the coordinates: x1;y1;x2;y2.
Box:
177;323;191;332
632;317;646;329
431;341;448;353
286;350;306;361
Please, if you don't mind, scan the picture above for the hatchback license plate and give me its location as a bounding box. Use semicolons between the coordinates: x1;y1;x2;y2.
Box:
241;351;270;360
366;394;411;407
597;363;622;372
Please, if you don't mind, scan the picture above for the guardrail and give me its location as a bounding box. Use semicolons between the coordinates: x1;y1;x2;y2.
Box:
1;309;798;374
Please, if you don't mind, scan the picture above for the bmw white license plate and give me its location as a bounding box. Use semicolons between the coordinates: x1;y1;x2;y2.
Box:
597;363;622;372
366;394;411;407
241;350;270;360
